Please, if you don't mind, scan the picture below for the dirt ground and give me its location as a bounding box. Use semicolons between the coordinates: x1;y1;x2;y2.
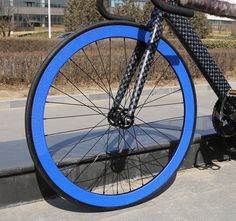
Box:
0;84;30;100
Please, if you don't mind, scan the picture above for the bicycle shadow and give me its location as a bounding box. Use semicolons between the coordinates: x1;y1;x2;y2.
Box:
38;118;183;212
193;115;236;169
38;170;177;213
46;120;182;160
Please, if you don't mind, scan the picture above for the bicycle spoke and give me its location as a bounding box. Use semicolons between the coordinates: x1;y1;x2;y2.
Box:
132;126;144;185
103;125;112;194
44;113;104;120
136;116;183;133
123;38;133;107
136;58;169;116
137;88;181;108
45;123;109;137
143;116;184;124
88;167;106;192
82;48;110;94
109;38;112;110
95;41;114;99
126;159;155;179
71;126;112;181
46;101;109;111
135;116;173;141
129;157;167;168
59;70;105;115
50;85;106;116
69;58;114;100
126;160;132;191
137;102;183;109
133;125;167;167
116;127;166;170
57;117;107;165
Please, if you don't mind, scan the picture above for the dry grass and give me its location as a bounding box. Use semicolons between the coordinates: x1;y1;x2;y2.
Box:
0;38;235;99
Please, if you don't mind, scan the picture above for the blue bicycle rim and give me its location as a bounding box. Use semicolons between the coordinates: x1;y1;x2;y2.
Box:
31;24;195;208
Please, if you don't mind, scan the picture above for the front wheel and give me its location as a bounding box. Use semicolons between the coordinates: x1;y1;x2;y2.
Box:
25;21;196;210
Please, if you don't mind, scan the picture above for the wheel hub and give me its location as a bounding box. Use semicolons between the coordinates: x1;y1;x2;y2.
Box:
107;108;134;129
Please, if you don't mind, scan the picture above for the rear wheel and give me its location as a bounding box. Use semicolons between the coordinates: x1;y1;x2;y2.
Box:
25;21;196;209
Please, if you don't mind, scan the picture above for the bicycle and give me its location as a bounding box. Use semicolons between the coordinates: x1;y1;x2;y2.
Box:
25;0;236;210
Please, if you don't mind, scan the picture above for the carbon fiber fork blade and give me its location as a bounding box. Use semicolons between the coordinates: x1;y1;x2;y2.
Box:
127;13;164;118
111;41;146;110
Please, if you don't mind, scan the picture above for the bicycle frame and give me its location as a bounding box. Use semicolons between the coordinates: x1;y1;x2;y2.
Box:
111;2;231;121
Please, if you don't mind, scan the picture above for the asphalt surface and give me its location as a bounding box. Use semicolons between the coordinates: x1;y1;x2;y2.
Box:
0;88;218;142
0;160;235;221
0;88;217;172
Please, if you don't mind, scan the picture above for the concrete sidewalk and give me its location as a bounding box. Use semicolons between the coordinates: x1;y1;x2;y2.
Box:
0;160;235;221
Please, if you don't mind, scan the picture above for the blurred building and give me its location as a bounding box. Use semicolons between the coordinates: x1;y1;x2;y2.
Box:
0;0;68;29
206;0;236;34
1;0;235;33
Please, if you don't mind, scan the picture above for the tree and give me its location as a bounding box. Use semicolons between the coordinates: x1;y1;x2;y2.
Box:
64;0;103;31
113;0;143;23
0;4;14;37
190;12;211;39
142;1;153;23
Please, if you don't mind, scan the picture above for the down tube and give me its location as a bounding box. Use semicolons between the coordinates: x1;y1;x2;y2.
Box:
166;13;231;100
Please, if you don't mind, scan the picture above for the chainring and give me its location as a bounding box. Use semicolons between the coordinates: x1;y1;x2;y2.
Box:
212;99;236;137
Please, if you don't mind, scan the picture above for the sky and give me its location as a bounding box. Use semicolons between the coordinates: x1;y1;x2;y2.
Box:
227;0;236;3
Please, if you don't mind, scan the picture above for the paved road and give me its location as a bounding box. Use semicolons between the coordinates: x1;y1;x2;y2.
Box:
0;88;218;171
0;160;235;221
0;88;217;142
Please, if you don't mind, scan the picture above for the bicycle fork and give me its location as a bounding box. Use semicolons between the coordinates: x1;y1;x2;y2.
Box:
108;12;164;129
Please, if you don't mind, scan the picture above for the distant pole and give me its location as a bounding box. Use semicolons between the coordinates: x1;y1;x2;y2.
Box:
48;0;52;39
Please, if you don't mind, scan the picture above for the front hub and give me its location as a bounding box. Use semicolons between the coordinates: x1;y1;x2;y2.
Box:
107;108;134;129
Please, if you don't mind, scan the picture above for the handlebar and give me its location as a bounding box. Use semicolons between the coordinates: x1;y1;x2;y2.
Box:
97;0;194;22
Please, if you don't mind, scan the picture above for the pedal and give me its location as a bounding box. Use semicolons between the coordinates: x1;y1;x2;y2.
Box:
228;90;236;95
227;89;236;98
